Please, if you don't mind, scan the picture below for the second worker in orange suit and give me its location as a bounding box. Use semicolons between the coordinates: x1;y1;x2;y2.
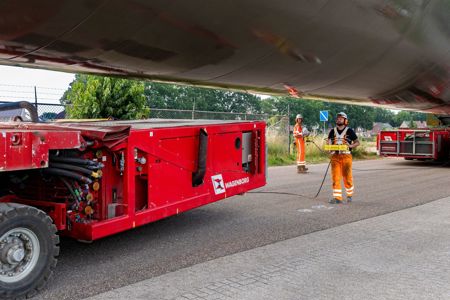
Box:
293;114;309;173
327;112;360;204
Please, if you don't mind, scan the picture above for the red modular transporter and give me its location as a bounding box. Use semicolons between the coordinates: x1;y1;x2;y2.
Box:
378;128;450;161
0;118;266;299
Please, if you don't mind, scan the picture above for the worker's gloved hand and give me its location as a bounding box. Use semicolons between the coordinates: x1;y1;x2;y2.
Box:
302;127;310;137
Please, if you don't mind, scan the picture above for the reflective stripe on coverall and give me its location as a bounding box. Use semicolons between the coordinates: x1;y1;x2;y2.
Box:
293;123;305;166
331;154;354;200
331;127;354;200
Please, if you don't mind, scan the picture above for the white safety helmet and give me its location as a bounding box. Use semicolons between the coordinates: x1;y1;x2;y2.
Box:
337;112;347;119
295;114;303;119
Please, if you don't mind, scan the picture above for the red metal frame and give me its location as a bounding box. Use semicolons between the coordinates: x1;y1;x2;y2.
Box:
378;128;450;160
0;130;81;171
0;121;266;241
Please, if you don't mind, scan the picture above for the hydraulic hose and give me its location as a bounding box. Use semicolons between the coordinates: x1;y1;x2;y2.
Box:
50;162;100;178
84;164;104;170
43;168;93;184
251;138;331;200
250;160;331;200
49;156;104;169
308;139;332;198
313;160;331;198
60;177;81;208
192;128;208;187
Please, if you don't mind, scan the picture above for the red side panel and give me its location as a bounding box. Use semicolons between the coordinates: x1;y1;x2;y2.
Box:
0;131;81;171
0;121;266;242
82;121;266;241
379;129;450;160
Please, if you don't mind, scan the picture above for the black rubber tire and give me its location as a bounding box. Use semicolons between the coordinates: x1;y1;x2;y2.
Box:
0;203;59;299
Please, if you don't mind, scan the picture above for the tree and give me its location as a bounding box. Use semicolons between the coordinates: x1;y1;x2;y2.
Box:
64;75;149;120
373;108;395;124
410;111;426;122
260;98;277;115
340;105;375;129
62;75;427;127
265;97;379;130
144;82;262;113
392;111;411;127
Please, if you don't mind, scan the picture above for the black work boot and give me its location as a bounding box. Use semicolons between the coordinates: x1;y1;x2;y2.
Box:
329;198;342;204
297;166;307;173
347;196;353;203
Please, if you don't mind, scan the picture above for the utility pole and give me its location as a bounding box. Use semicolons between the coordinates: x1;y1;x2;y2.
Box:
192;99;196;120
34;86;38;111
287;103;290;155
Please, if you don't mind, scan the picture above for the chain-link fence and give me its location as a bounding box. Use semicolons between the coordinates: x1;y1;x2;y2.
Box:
149;108;270;121
0;81;293;153
0;102;66;121
0;84;66;104
37;106;278;122
0;84;67;121
36;103;66;121
266;115;292;154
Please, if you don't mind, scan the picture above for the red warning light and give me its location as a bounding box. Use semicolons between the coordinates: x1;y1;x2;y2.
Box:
283;84;300;98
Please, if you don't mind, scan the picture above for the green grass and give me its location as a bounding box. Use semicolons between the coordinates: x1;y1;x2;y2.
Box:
267;135;378;167
267;136;296;166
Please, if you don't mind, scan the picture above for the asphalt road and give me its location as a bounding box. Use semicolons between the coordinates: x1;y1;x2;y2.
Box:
34;158;450;300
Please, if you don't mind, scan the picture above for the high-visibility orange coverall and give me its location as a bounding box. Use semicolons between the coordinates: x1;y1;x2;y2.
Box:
331;154;353;200
328;127;356;201
293;123;305;167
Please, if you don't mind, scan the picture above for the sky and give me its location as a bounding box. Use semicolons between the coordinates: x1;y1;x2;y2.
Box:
0;65;270;104
0;65;75;104
0;65;402;114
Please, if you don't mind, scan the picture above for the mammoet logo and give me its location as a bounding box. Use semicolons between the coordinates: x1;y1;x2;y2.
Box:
211;174;225;195
225;177;250;188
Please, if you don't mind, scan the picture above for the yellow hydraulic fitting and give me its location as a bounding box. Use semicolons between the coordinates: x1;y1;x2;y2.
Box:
84;205;94;215
90;171;101;179
92;182;100;191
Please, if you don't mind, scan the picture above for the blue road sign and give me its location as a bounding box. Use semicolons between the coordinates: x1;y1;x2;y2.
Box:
320;110;328;122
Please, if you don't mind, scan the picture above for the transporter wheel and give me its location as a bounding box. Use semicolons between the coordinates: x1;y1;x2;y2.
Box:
0;203;59;299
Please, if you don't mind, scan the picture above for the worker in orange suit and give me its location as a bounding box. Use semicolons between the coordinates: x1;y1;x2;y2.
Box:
327;112;360;203
293;114;309;173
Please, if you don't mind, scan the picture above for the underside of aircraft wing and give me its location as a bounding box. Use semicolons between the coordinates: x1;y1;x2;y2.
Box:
0;0;449;113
